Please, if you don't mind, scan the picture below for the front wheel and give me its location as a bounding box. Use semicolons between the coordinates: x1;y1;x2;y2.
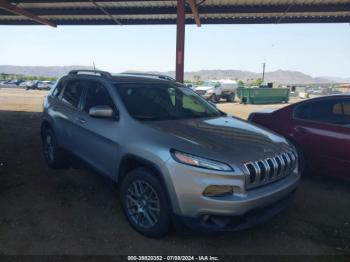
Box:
210;94;220;103
120;168;171;238
42;128;66;169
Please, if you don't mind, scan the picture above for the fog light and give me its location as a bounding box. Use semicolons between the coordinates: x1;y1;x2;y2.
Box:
203;185;233;197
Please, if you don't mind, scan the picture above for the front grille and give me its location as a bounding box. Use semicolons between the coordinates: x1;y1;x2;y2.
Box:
244;151;297;189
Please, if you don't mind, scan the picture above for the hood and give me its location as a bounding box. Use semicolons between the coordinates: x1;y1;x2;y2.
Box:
195;86;214;91
143;116;290;165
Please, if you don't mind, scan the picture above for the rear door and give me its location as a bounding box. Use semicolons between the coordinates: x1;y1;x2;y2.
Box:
73;79;121;178
293;98;350;178
54;79;85;151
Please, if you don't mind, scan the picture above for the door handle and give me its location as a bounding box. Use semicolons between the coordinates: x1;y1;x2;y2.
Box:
76;117;86;124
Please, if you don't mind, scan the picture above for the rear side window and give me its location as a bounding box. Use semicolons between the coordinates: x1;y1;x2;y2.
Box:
61;80;84;108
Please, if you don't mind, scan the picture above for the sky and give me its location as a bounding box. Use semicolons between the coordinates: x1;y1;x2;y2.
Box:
1;23;350;78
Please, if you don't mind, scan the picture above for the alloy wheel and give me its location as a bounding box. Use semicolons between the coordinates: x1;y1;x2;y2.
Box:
125;180;161;229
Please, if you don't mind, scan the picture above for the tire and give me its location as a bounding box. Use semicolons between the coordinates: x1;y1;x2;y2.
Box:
42;127;66;169
120;168;171;238
226;93;235;102
210;94;219;103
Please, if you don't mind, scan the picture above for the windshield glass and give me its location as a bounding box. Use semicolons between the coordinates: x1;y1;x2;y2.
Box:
115;83;223;121
203;81;218;87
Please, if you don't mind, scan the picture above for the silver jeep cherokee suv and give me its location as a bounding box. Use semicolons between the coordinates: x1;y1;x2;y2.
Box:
41;70;300;237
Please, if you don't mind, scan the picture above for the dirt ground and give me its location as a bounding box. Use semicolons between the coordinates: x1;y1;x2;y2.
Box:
0;88;349;255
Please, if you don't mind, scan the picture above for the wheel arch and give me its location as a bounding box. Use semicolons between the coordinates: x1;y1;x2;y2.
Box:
117;154;173;211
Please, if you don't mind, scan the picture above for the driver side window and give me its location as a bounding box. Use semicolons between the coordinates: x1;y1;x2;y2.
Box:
84;81;115;113
294;99;350;127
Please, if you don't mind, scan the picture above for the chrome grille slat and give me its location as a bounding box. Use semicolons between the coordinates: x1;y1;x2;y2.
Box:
244;151;297;189
288;152;296;171
284;153;292;173
262;159;270;181
266;158;274;178
271;157;279;178
252;162;261;183
277;155;285;176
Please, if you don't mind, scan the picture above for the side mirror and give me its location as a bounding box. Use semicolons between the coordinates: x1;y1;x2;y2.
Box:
89;105;115;119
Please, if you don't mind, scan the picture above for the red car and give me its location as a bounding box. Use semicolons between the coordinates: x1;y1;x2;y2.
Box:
248;95;350;180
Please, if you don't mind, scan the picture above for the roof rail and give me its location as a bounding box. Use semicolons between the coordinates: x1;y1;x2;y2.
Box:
68;70;112;78
121;72;176;81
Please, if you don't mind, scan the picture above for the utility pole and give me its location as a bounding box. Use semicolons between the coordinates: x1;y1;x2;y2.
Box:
262;61;266;83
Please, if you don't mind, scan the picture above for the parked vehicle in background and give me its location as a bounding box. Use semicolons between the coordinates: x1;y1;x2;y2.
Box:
248;95;350;180
19;81;30;88
37;81;55;90
8;79;24;86
25;80;39;90
185;83;197;90
0;79;22;87
41;69;300;237
195;80;237;103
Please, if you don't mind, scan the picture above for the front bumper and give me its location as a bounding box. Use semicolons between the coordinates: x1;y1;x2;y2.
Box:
161;158;300;230
173;189;296;232
195;92;212;99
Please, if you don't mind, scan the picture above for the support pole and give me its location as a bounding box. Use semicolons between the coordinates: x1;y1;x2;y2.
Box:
175;0;185;83
262;61;266;83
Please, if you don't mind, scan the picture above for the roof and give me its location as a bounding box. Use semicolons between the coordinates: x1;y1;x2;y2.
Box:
65;69;179;83
1;0;350;26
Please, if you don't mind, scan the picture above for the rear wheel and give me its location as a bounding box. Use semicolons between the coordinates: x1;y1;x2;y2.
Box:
120;168;171;238
226;93;235;102
42;128;66;169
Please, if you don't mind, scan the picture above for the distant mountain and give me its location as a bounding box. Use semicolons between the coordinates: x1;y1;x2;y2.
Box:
1;65;349;84
127;69;348;85
0;65;94;78
319;76;350;84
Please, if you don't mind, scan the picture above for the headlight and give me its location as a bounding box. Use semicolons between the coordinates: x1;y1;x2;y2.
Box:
171;150;233;171
206;89;214;94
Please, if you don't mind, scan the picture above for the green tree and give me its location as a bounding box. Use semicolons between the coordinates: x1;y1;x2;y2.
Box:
238;80;244;87
251;78;263;86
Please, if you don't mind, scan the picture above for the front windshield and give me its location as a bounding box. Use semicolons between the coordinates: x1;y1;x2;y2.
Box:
203;81;218;87
115;83;223;121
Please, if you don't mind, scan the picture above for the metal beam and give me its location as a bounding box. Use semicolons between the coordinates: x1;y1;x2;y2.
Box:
176;0;185;83
187;0;201;27
2;3;350;16
90;0;122;25
0;0;56;26
1;15;350;26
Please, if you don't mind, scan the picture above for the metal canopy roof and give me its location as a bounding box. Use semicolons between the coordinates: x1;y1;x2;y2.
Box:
0;0;350;26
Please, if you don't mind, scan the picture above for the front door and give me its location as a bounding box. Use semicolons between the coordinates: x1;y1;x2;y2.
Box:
74;80;121;178
293;98;350;178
